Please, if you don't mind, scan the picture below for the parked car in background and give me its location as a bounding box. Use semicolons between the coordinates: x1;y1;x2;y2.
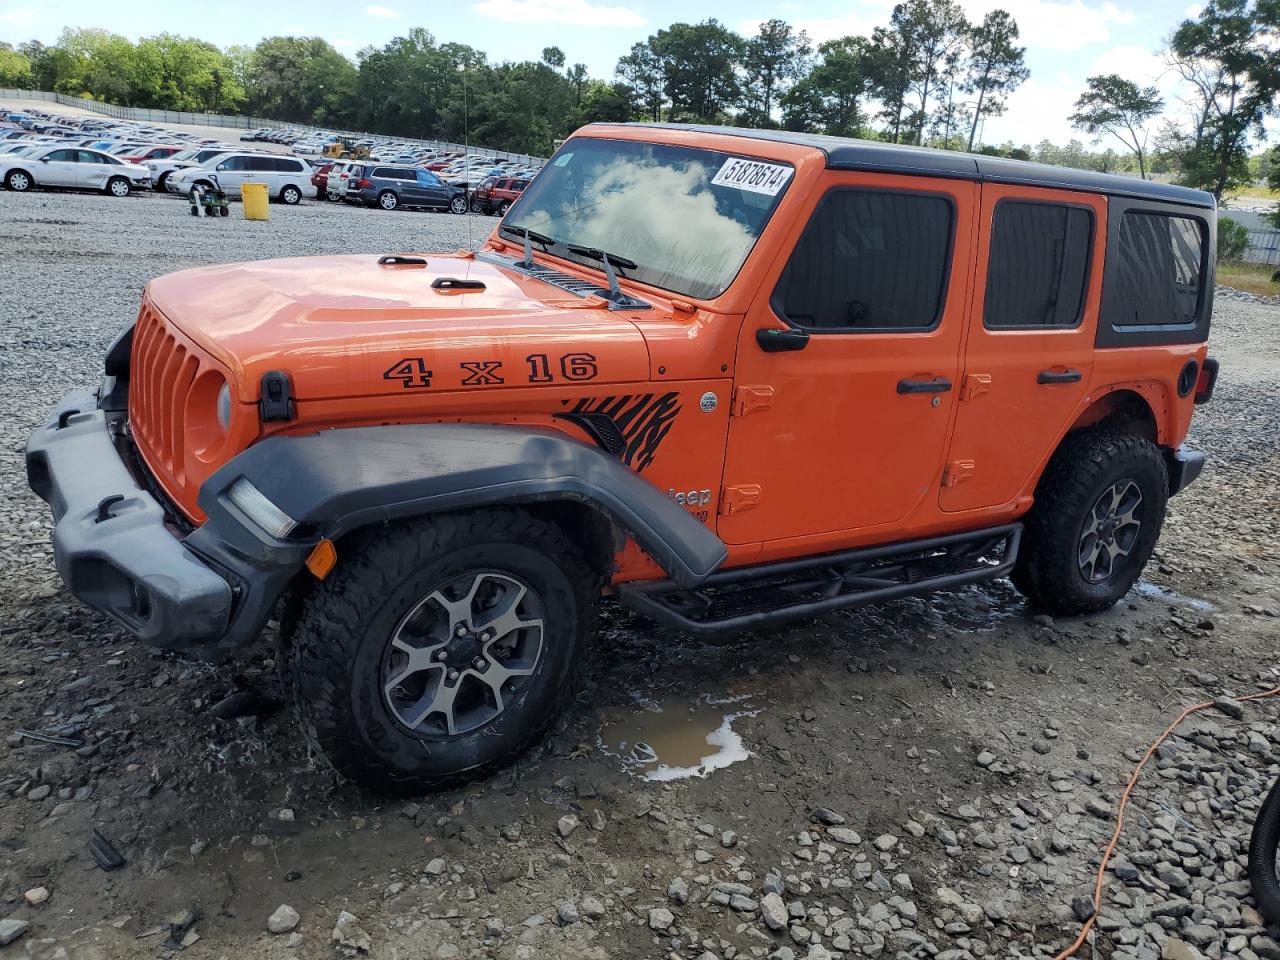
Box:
325;160;355;200
311;161;333;198
145;147;238;193
168;153;316;204
472;175;530;215
346;164;468;212
120;145;185;164
0;146;150;196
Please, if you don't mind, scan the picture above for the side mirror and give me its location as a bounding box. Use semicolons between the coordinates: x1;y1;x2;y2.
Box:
39;157;49;163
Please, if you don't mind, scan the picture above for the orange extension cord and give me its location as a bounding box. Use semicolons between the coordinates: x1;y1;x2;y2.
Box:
1053;685;1280;959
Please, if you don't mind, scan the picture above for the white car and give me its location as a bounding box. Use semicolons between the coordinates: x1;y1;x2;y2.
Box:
0;146;150;197
167;152;317;204
325;160;355;200
146;146;238;192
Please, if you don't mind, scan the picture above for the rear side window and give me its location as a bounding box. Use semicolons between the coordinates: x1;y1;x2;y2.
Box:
984;201;1092;329
273;158;303;172
773;189;954;331
1107;212;1205;327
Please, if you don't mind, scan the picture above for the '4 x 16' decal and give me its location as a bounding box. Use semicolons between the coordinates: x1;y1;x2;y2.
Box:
383;352;599;390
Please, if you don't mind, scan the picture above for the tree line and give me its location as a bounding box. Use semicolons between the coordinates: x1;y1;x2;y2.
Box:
0;0;1276;200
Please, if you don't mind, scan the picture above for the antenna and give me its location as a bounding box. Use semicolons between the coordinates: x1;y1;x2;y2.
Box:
459;60;473;251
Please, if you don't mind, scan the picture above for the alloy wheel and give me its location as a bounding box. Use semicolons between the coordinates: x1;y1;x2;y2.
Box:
381;571;545;737
1077;479;1144;583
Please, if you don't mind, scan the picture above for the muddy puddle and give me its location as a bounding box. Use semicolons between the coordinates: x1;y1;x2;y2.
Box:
1133;579;1216;611
598;696;756;781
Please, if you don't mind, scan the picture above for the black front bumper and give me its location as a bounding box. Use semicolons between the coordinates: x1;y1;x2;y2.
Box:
26;391;234;645
26;390;311;658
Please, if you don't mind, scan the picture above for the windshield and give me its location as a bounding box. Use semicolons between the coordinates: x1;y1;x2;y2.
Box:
501;137;792;300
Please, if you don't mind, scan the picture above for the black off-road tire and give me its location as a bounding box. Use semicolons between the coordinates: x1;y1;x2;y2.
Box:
288;508;596;794
1012;428;1168;615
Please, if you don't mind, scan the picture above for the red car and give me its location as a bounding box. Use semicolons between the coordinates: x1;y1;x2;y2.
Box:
472;175;530;215
311;161;334;195
120;145;184;164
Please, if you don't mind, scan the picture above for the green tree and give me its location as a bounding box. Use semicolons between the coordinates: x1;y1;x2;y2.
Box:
133;35;245;112
55;28;139;103
567;63;588;105
1218;217;1250;259
741;19;810;126
615;42;664;121
0;42;33;89
1070;74;1164;179
1169;0;1280;199
782;36;873;136
576;80;635;124
647;20;744;122
889;0;970;144
245;36;356;125
963;10;1028;151
541;46;565;69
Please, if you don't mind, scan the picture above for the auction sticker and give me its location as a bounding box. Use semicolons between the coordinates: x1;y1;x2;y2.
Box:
711;157;793;196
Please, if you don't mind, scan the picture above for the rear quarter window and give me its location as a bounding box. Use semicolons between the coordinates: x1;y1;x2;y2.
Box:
1106;212;1205;328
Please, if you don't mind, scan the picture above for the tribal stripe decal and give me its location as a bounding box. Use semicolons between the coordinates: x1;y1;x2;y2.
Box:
564;392;682;473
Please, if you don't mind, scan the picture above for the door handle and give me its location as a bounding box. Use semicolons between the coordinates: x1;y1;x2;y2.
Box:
896;377;952;394
756;328;810;352
1037;368;1083;384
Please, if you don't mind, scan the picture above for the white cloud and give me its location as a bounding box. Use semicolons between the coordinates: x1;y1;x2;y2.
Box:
980;73;1086;147
365;4;400;17
0;6;37;24
958;0;1136;51
1086;44;1167;87
740;8;888;44
472;0;646;28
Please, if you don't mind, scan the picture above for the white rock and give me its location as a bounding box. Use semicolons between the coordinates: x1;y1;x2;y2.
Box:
267;904;300;934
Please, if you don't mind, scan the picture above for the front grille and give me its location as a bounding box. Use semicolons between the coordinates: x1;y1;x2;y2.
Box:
129;300;200;486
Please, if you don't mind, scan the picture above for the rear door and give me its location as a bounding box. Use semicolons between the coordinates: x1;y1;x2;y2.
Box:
940;184;1106;512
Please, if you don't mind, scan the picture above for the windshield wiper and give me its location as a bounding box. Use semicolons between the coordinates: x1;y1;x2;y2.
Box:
499;224;556;268
565;245;638;303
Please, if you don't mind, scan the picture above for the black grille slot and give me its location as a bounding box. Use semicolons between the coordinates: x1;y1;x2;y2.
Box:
523;265;606;297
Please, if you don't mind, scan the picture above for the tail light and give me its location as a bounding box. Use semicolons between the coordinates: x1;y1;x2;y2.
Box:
355;178;371;189
1195;356;1218;405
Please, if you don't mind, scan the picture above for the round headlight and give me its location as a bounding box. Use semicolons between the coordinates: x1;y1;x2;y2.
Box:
216;382;232;433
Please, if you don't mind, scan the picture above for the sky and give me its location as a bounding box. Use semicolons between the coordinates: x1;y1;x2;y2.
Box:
0;0;1205;147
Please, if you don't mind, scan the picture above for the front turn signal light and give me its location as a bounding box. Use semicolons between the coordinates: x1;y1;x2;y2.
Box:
306;539;338;580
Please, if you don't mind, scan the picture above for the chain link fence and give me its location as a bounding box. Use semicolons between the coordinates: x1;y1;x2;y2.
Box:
0;88;546;165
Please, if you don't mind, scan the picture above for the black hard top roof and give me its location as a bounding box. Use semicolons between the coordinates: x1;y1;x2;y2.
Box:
613;123;1215;210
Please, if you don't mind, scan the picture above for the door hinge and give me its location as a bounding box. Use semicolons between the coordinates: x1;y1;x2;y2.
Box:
960;373;992;401
719;483;762;515
731;385;775;417
942;460;976;487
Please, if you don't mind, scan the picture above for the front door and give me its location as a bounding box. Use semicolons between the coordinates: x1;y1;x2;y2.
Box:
75;150;110;190
940;184;1105;513
39;149;80;187
720;174;978;547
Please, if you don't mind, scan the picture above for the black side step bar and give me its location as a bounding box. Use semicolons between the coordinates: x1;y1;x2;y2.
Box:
617;523;1022;636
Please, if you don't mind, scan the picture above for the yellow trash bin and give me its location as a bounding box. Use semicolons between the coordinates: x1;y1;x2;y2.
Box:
242;182;270;221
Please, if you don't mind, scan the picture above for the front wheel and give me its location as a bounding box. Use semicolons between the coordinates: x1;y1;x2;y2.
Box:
288;509;595;794
449;195;468;215
1012;429;1168;615
498;200;511;217
6;169;32;192
469;196;483;213
280;184;302;205
106;177;131;198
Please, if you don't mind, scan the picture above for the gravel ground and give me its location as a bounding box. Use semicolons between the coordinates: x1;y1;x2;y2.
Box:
1;190;1279;960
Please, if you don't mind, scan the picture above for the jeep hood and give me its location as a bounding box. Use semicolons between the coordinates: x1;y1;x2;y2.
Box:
145;253;651;402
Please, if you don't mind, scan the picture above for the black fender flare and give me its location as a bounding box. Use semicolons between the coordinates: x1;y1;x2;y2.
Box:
194;423;727;590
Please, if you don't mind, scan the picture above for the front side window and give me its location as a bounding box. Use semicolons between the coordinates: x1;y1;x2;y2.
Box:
217;156;248;171
985;201;1093;328
46;149;77;162
1106;212;1205;328
773;189;954;331
506;137;792;300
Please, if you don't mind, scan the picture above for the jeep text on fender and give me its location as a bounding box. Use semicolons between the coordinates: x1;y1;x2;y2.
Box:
27;124;1218;792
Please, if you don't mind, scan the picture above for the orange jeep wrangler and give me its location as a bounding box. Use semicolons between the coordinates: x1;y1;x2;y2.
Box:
27;124;1218;792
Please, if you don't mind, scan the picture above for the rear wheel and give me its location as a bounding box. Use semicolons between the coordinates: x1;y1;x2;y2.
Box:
470;196;483;213
280;184;302;205
379;190;399;210
106;176;130;198
6;169;32;191
155;172;171;192
1012;429;1168;615
498;200;511;216
449;195;468;215
288;509;595;793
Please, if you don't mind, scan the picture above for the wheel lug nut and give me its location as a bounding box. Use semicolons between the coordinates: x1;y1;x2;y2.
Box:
434;649;447;661
473;657;486;670
482;630;493;642
447;668;459;681
455;625;467;637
